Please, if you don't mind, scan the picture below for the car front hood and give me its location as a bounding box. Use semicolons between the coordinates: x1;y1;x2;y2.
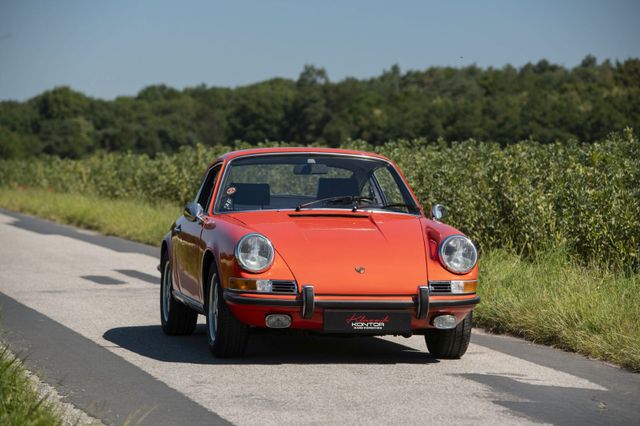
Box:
229;211;428;295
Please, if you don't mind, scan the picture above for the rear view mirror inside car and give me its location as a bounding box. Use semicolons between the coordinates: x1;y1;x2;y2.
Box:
293;163;329;175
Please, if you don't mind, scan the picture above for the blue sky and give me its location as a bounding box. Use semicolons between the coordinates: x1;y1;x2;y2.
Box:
0;0;638;100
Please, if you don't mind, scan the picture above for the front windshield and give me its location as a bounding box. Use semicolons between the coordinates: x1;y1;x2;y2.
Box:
214;154;420;214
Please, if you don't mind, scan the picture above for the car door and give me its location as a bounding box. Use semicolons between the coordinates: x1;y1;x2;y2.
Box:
172;164;221;301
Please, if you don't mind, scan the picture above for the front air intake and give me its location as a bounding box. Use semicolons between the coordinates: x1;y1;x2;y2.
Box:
429;281;452;293
271;280;298;294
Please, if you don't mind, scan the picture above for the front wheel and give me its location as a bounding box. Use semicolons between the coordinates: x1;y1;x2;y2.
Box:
160;258;197;335
206;268;249;357
425;312;472;359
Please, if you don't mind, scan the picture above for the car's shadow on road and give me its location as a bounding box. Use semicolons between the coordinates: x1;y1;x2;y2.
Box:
103;324;438;365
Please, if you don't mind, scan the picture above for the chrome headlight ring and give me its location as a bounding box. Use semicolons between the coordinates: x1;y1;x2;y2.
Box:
438;235;478;274
235;233;275;273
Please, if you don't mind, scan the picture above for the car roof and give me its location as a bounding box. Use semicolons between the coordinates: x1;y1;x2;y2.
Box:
212;147;392;164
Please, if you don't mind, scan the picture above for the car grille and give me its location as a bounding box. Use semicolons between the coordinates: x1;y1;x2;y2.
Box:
271;280;298;294
429;281;452;293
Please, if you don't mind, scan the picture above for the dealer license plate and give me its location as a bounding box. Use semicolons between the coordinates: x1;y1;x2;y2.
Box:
323;310;411;333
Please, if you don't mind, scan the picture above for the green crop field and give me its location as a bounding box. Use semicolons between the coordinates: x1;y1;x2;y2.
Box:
2;129;638;270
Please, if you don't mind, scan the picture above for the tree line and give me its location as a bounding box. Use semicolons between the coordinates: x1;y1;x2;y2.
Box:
1;55;638;158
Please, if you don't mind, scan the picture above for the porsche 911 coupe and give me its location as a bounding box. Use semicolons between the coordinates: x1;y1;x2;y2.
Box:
160;147;479;358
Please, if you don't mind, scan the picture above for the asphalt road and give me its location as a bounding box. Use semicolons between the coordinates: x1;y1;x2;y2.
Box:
0;209;638;425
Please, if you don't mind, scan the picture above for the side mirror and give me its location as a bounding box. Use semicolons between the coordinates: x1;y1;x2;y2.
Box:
184;202;204;223
430;204;447;221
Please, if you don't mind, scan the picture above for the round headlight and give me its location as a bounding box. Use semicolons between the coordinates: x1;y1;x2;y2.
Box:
439;235;478;274
235;233;275;273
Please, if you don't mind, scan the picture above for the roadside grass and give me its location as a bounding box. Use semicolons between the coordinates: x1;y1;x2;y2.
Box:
0;346;63;425
475;249;640;372
1;187;638;372
0;187;178;246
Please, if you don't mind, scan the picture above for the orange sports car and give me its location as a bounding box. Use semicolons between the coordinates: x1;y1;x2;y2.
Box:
160;147;479;358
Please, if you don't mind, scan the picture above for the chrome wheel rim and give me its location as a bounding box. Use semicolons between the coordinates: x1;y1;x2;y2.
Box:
208;274;219;343
162;262;172;322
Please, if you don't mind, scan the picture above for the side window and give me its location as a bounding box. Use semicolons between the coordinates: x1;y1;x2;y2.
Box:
196;165;221;212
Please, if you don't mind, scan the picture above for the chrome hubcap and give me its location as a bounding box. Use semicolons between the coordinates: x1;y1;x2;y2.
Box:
162;262;171;322
208;274;218;343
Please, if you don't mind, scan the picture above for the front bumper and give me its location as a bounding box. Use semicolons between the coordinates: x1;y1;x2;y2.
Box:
223;287;480;332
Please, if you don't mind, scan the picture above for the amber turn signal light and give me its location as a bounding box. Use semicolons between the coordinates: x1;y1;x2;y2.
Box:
228;278;273;292
450;280;477;294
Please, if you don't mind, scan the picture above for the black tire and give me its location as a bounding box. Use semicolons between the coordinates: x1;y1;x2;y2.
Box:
160;257;198;336
206;267;249;357
425;312;472;359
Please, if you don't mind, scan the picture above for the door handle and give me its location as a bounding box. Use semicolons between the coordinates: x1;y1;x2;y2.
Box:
174;224;182;234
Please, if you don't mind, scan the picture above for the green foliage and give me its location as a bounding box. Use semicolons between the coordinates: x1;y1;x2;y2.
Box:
368;130;640;270
1;131;638;270
40;117;94;158
0;346;64;425
1;57;639;158
32;86;89;120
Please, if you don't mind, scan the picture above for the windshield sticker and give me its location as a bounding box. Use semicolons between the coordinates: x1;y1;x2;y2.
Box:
226;186;237;195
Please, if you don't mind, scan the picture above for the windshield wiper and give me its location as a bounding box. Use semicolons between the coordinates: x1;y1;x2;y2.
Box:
378;203;420;213
295;196;373;212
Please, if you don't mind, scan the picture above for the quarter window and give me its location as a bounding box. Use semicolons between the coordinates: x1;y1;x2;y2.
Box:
373;166;405;205
196;165;221;213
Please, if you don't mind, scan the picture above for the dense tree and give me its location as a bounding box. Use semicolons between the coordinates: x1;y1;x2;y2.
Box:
33;87;89;120
40;117;94;158
0;56;638;158
228;78;295;142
